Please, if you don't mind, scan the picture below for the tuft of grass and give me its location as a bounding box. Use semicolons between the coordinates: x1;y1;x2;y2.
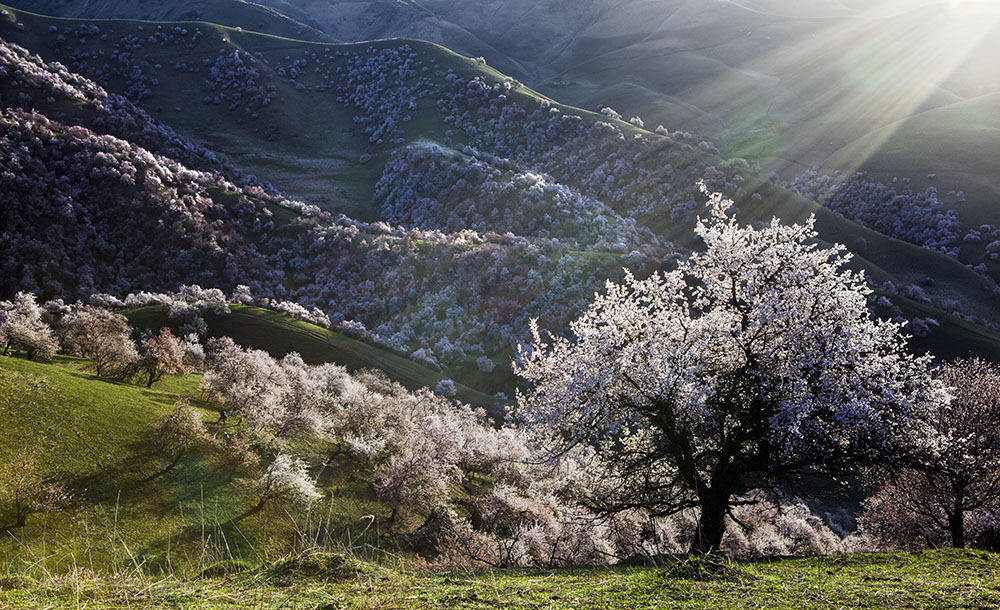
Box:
262;549;389;586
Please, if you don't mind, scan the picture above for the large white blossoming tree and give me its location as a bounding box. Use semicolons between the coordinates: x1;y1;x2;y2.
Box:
515;186;949;553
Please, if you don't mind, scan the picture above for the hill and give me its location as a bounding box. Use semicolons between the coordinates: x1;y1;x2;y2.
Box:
826;92;1000;232
0;325;608;577
0;353;248;573
2;5;1000;389
125;305;503;409
0;343;485;576
12;1;1000;242
3;0;334;42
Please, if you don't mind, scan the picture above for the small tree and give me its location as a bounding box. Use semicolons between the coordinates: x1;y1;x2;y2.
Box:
138;328;187;387
60;305;138;376
0;454;70;527
200;337;287;424
515;186;947;553
238;454;321;520
865;358;1000;548
1;292;58;360
148;400;217;478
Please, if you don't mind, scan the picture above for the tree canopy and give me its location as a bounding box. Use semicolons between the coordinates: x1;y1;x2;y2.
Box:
515;186;948;553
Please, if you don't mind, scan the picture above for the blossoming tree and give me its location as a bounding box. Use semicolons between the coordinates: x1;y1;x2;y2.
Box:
865;358;1000;548
515;186;948;553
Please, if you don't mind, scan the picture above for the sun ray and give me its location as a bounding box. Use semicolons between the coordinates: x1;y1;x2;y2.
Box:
659;1;1000;181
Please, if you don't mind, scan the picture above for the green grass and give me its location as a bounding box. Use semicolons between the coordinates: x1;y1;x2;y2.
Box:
2;550;999;608
0;354;200;487
0;354;385;577
124;305;502;410
0;353;218;574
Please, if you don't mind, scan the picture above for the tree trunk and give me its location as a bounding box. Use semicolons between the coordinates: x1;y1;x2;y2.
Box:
949;495;966;549
691;489;731;554
233;497;268;522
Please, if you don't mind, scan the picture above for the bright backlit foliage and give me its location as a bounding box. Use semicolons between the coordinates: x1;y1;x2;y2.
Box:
515;186;949;552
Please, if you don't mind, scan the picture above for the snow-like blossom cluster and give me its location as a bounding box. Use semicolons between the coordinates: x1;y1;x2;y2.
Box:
516;186;948;552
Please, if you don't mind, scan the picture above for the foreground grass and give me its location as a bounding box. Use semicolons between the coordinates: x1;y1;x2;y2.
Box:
1;550;998;609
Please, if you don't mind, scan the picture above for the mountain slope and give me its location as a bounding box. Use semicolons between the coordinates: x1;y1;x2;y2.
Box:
4;0;333;42
17;0;1000;187
1;8;999;394
826;93;1000;231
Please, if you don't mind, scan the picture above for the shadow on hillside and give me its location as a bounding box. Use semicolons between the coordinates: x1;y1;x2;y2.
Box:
65;369;137;389
58;434;172;504
138;388;184;407
62;371;190;411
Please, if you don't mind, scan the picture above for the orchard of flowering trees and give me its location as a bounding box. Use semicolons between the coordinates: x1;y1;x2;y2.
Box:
5;34;994;382
515;186;950;553
3;270;1000;560
5;25;1000;562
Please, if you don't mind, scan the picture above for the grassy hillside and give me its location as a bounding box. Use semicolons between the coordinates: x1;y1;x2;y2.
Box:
3;549;1000;609
825;92;1000;231
0;354;200;491
0;353;221;573
125;305;503;409
0;353;382;576
2;0;334;42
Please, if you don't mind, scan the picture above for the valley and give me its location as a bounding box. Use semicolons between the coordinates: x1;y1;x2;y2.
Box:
1;1;1000;605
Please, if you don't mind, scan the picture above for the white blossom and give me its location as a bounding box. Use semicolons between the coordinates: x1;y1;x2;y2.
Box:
515;184;948;553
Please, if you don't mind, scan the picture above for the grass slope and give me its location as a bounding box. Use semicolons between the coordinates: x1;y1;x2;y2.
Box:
2;0;334;43
2;550;1000;608
0;355;199;490
126;305;502;409
825;92;1000;232
0;353;220;574
0;354;382;576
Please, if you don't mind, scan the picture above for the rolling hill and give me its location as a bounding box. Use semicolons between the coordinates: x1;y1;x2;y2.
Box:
125;305;503;409
36;0;996;264
4;1;1000;590
0;349;398;576
1;3;999;391
4;0;334;42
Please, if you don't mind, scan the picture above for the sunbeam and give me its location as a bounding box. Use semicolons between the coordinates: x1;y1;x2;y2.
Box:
605;0;1000;182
